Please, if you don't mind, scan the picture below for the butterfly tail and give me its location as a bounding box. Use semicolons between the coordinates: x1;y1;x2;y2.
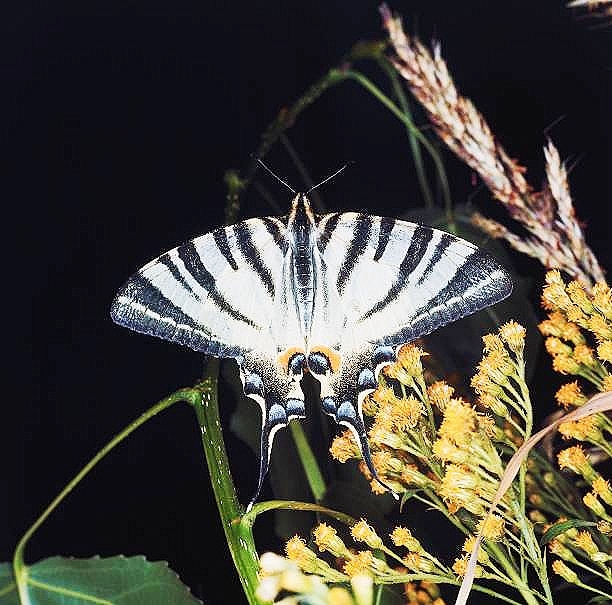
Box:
241;353;306;511
326;395;397;497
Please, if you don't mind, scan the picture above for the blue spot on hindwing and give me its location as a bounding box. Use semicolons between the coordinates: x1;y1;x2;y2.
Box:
337;401;357;422
268;403;287;425
308;351;331;374
321;396;337;414
286;398;305;417
373;346;395;366
244;372;264;396
357;368;377;390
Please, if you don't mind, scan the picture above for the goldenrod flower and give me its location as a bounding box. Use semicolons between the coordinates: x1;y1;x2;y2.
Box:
471;372;504;397
499;320;526;354
597;520;612;535
386;345;427;383
551;560;578;584
539;312;584;344
548;539;576;562
572;344;597;367
572;531;598;557
555;381;587;408
439;464;486;516
462;536;490;564
390;526;422;552
482;333;504;353
330;431;359;463
477;392;509;418
370;385;398;409
403;552;437;573
584;492;607;517
286;535;317;566
566;305;588;326
438;398;477;447
452;555;483;578
477;514;505;541
343;551;374;578
477;349;514;385
545;337;572;357
313;523;349;557
390;395;424;432
542;273;572;311
351;519;383;550
552;354;581;375
601;375;612;392
567;281;594;314
592;282;612;319
592;477;612;506
557;446;596;480
597;341;612;364
558;415;604;444
432;436;468;464
588;314;612;341
427;381;454;410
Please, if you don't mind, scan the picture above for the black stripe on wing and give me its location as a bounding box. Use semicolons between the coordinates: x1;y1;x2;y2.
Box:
336;214;373;294
373;216;395;261
158;252;198;297
317;213;341;253
416;232;453;285
233;221;276;296
213;227;239;270
260;216;289;253
111;274;245;357
380;250;512;345
177;241;259;327
361;225;433;320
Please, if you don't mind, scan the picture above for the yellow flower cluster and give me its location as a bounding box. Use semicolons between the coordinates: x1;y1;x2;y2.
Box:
539;270;611;391
257;550;373;605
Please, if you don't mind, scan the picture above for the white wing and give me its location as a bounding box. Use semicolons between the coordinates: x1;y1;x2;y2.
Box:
110;216;289;358
312;212;512;349
308;212;512;491
110;213;308;508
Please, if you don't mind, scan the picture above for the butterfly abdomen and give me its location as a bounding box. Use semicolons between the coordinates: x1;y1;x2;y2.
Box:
287;194;319;339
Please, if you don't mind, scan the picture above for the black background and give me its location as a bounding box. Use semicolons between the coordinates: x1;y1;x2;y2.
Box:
9;1;611;604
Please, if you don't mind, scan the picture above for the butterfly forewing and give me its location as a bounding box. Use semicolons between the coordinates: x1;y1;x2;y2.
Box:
111;217;288;358
312;213;512;349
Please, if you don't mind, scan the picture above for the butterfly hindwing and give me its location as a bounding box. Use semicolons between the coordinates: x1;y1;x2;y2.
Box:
309;212;512;487
239;349;307;508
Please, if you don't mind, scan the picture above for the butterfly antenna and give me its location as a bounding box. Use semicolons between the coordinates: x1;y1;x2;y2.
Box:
255;157;296;194
307;161;354;194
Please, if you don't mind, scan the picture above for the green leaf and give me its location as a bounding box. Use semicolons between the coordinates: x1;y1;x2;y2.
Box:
539;519;598;546
0;556;201;605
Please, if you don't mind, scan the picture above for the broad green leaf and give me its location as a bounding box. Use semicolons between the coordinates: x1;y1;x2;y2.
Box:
0;556;201;605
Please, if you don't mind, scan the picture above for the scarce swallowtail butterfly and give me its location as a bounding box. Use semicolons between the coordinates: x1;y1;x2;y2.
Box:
110;193;512;508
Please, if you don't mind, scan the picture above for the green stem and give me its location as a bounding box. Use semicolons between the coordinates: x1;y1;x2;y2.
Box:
191;359;261;604
376;56;436;210
13;387;195;605
288;421;327;502
241;500;356;528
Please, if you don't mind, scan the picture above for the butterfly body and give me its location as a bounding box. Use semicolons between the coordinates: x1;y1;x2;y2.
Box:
111;193;512;507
